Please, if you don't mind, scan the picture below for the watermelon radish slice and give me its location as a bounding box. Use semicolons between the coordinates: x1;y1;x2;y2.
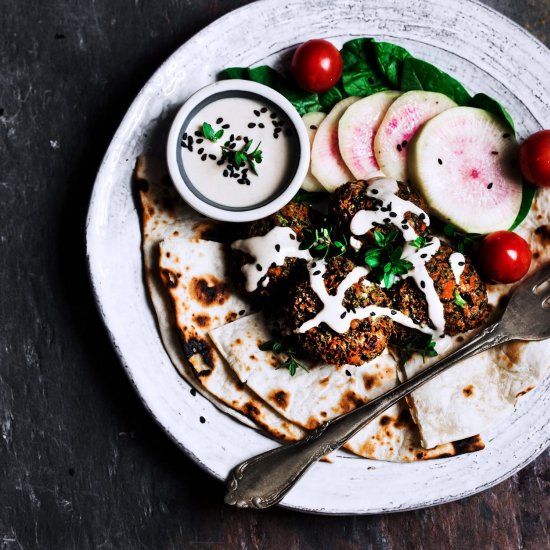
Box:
409;106;523;234
311;96;359;192
301;112;327;192
374;91;457;181
338;91;402;180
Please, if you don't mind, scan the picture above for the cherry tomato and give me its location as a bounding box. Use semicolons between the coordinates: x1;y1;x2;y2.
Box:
519;129;550;188
291;39;343;93
477;231;532;284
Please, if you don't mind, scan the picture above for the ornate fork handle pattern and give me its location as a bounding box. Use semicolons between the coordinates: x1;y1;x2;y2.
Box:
225;322;510;509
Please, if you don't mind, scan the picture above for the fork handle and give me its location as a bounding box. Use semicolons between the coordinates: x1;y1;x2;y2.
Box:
225;322;510;509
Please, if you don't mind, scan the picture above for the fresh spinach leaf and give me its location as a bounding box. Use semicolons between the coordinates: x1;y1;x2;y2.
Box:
340;38;389;96
372;41;411;88
400;58;471;105
468;93;515;133
318;82;345;111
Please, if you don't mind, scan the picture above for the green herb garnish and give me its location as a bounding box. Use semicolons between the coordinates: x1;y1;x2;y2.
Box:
221;139;263;175
443;224;481;253
300;226;347;260
395;334;438;368
410;234;430;249
364;229;413;289
259;340;309;376
201;122;224;142
453;289;467;308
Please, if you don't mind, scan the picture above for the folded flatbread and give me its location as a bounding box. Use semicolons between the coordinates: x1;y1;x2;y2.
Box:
135;156;304;440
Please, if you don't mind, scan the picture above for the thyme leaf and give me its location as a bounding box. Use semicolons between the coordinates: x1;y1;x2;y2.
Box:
259;340;309;376
300;226;347;260
221;139;263;175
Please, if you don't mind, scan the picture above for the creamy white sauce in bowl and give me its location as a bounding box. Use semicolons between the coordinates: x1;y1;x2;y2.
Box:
167;80;310;222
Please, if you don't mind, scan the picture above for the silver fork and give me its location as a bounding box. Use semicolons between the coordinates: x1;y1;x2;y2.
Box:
225;264;550;509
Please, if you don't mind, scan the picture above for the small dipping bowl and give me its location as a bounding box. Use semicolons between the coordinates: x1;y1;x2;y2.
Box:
166;80;310;222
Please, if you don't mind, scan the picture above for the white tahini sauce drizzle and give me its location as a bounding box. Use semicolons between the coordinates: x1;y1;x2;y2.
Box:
298;260;434;336
350;178;429;241
449;252;466;284
231;226;312;292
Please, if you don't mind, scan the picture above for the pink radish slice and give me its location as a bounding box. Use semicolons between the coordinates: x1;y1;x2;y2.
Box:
301;112;327;192
338;91;401;179
311;96;359;192
374;91;456;182
409;106;522;233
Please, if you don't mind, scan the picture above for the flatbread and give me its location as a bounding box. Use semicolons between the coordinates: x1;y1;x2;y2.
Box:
401;188;550;448
210;313;484;461
135;155;304;440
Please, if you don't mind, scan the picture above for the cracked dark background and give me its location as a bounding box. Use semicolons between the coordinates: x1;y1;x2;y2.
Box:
0;1;548;548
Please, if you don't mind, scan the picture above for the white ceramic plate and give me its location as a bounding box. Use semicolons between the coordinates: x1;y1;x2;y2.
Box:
86;0;550;514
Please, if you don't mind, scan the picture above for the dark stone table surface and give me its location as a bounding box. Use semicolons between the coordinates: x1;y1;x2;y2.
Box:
1;1;548;548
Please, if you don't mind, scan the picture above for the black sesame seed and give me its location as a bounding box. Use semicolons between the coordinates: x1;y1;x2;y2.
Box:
420;253;427;259
420;281;426;289
188;145;193;152
440;334;445;339
340;312;347;319
311;262;317;268
198;147;204;154
313;270;321;276
261;107;268;113
487;182;493;189
419;213;426;220
289;234;296;240
217;160;224;166
222;169;228;177
190;388;197;396
209;154;216;160
199;416;206;424
391;310;396;315
310;124;318;130
230;134;235;141
345;369;351;377
272;120;279;127
273;133;279;139
239;310;246;316
491;151;498;155
270;112;277;118
384;217;391;223
201;154;207;161
222;124;230;129
181;142;187;149
458;261;465;266
258;123;265;128
402;140;408;147
401;224;409;230
188;136;194;145
194;131;202;137
196;138;204;144
248;122;256;128
397;144;402;152
182;132;188;140
371;189;379;195
275;244;281;252
438;158;443;165
216;117;223;124
270;262;277;268
390;212;397;218
370;312;376;317
256;264;262;271
253;109;260;117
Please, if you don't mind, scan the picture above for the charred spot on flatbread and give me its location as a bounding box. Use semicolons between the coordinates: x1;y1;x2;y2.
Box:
192;314;211;329
190;276;228;307
462;385;474;397
338;390;366;413
535;224;550;243
268;390;289;410
379;415;394;426
225;311;238;324
452;435;485;454
161;268;179;289
182;335;214;368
